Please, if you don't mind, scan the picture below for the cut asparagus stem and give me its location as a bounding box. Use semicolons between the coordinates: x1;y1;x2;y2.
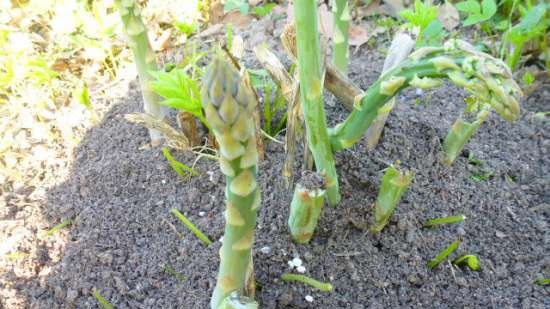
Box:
115;0;167;145
365;32;416;150
281;273;334;292
203;54;261;309
329;40;522;152
294;1;341;206
427;239;461;269
371;165;414;233
443;103;491;165
423;215;466;227
288;171;326;243
171;208;211;244
332;0;351;75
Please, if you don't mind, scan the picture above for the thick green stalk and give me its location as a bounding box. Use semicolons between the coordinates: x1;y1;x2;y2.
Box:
203;55;261;309
332;0;351;75
371;166;413;233
329;40;522;152
294;0;341;205
219;292;258;309
116;0;166;144
288;172;326;243
443;103;491;165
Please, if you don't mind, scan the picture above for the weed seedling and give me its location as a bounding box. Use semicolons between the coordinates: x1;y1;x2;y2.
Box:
162;147;199;179
163;264;187;282
46;219;73;236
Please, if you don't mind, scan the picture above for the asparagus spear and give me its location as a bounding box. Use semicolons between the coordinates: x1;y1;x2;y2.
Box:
294;0;341;206
332;0;351;75
115;0;167;145
203;54;261;309
329;40;522;152
288;171;326;243
371;165;413;233
443;103;491;165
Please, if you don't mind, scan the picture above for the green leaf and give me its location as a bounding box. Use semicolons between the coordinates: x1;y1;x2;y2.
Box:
522;71;535;85
421;20;446;46
224;0;249;14
252;3;277;17
162;147;199;179
74;83;93;110
480;0;496;19
173;21;199;36
456;0;481;15
400;0;438;30
534;278;550;286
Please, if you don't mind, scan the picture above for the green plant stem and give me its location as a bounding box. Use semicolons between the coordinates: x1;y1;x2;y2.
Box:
452;254;481;271
332;0;351;75
443;104;491;165
203;55;261;309
329;40;522;151
93;289;115;309
116;0;167;144
46;219;73;236
281;273;334;292
294;0;340;206
288;173;326;243
171;208;213;245
371;165;413;233
364;32;415;150
427;239;461;269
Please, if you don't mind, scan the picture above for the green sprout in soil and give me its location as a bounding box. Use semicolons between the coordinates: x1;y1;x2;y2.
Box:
170;208;213;246
203;54;261;309
115;0;167;145
428;239;462;269
371;165;414;233
281;273;334;292
46;219;73;236
288;172;326;243
332;0;351;74
470;170;494;182
424;215;466;228
163;264;187;282
163;147;199;179
452;254;481;271
534;278;550;286
93;288;115;309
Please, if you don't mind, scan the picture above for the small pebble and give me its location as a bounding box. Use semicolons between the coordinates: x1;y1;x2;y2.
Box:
296;265;306;273
495;231;506;238
291;257;303;267
305;295;314;302
260;246;271;255
198;211;206;217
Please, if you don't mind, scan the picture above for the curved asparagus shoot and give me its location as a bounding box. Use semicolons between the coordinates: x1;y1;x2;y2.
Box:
443;103;491;165
371;165;413;233
294;0;341;206
116;0;167;144
288;171;326;243
332;0;351;74
329;40;522;152
364;32;416;150
203;55;261;309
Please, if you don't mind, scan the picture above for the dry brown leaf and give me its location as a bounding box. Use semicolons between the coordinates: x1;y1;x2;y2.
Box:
355;0;382;18
380;0;405;18
197;23;225;38
221;11;256;28
151;28;172;51
349;25;370;47
439;2;459;31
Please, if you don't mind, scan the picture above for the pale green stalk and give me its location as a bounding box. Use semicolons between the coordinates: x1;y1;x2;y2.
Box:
329;40;522;152
371;165;413;233
294;0;340;206
203;55;261;309
116;0;167;144
288;172;326;243
443;103;491;165
332;0;351;75
364;32;415;150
